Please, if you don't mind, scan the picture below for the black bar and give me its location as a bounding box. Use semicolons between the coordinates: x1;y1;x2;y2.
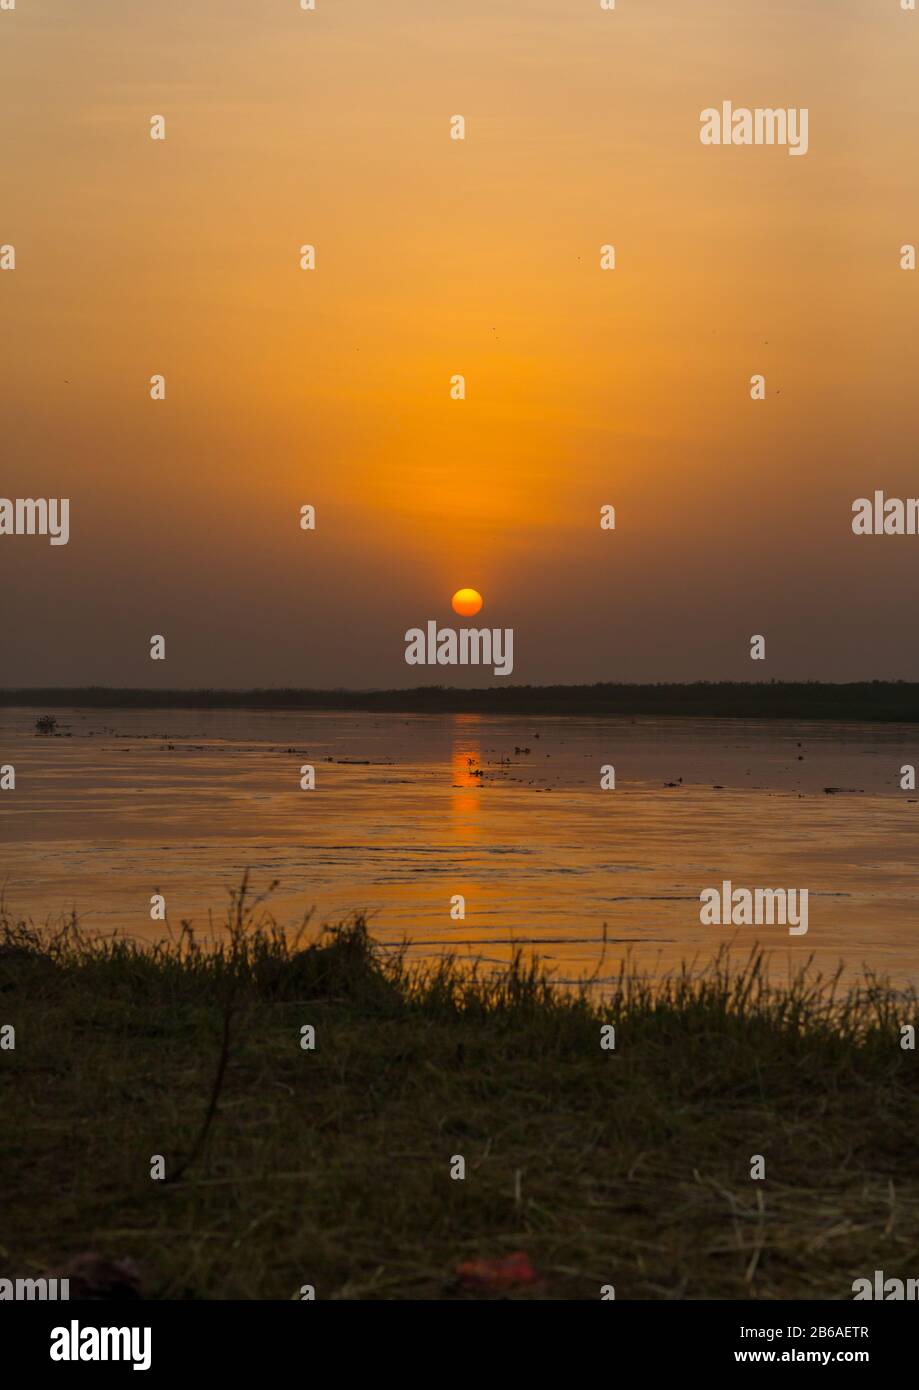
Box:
4;1299;915;1377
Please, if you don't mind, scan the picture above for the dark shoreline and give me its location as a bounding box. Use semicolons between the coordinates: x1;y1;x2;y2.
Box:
1;681;918;722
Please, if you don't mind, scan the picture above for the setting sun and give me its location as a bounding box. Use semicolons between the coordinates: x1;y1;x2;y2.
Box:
451;588;484;618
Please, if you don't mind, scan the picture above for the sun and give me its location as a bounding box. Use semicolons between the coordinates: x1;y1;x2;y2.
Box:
451;587;484;617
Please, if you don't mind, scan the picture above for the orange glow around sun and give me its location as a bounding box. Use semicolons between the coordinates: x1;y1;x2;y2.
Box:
452;588;484;618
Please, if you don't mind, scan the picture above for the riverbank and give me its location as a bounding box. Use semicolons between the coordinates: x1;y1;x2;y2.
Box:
2;681;919;722
2;886;917;1300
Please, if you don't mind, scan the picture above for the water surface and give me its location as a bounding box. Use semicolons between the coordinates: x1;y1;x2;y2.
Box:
2;708;917;986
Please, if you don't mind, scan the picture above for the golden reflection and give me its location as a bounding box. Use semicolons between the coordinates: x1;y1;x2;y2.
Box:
451;716;483;823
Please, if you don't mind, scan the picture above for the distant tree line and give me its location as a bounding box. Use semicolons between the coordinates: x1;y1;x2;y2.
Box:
2;681;918;722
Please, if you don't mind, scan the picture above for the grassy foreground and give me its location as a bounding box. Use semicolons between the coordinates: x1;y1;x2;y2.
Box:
2;885;918;1301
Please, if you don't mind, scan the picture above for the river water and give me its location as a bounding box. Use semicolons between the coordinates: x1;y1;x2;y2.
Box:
2;707;917;987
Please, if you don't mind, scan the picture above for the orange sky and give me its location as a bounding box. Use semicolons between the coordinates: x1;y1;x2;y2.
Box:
3;0;919;686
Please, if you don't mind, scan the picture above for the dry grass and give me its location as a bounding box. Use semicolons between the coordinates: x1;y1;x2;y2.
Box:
1;879;918;1300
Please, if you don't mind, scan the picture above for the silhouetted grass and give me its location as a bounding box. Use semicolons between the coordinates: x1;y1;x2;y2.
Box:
1;880;917;1300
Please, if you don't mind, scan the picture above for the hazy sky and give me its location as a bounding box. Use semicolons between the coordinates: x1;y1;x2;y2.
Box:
3;0;919;687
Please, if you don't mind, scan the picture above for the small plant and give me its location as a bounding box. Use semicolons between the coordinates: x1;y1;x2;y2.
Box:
35;716;57;736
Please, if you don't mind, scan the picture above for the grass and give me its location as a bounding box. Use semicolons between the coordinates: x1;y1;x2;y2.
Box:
2;878;918;1300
